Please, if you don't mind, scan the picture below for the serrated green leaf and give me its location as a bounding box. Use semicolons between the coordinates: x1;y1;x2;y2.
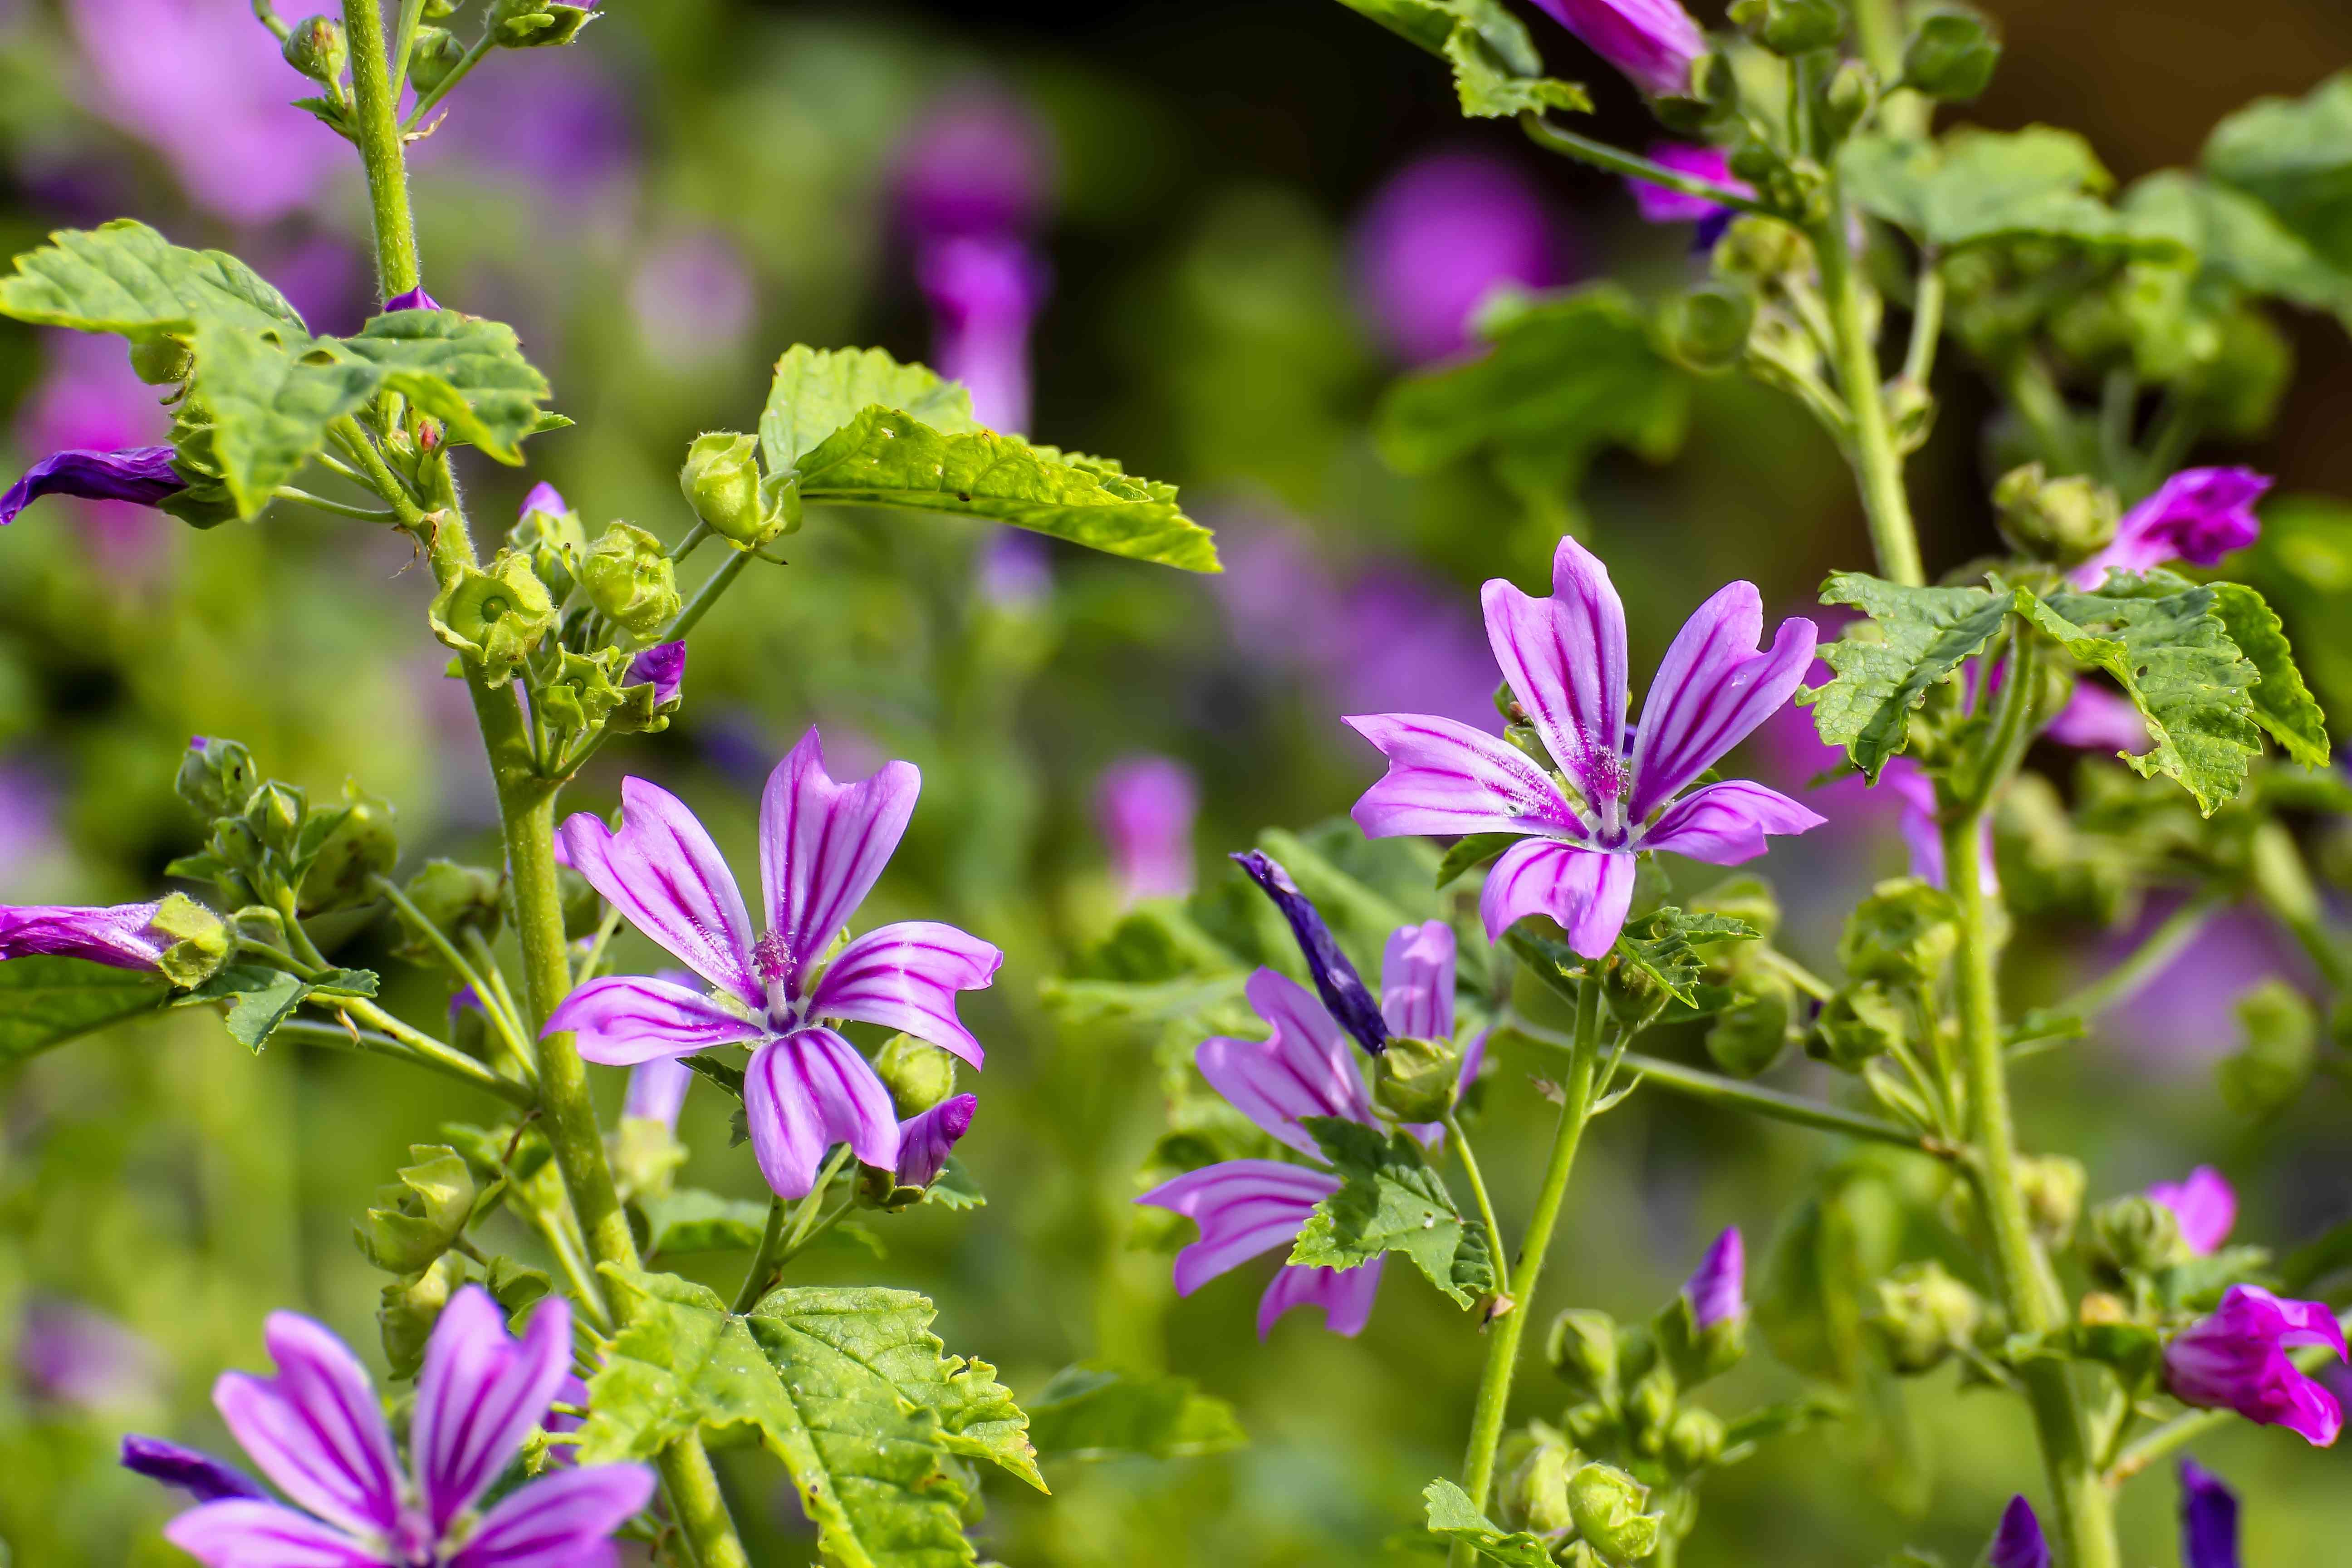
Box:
1331;0;1540;70
1441;23;1591;119
191;324;385;516
0;218;305;336
1617;907;1759;1007
176;963;312;1050
337;310;554;462
637;1188;774;1254
759;344;980;467
1289;1117;1494;1306
1436;832;1522;889
2123;172;2352;328
1024;1364;1246;1461
2207;582;2329;766
1421;1478;1558;1568
1840;128;2188;258
2204;71;2352;274
0;956;170;1062
1801;575;2014;779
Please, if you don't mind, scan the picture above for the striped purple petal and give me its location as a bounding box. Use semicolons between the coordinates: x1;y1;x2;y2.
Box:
161;1499;385;1568
743;1028;901;1199
623;1055;694;1129
805;919;1001;1068
2179;1460;2240;1568
1196;968;1377;1157
1986;1495;2050;1568
1524;0;1707;97
211;1313;403;1539
446;1462;656;1568
558;779;760;1008
0;900;169;970
895;1093;976;1188
1;445;185;525
1257;1259;1385;1339
2147;1166;2237;1258
1639;779;1825;864
1136;1159;1342;1295
120;1434;269;1504
546;975;762;1067
623;642;686;707
413;1288;573;1533
1479;839;1636;958
2072;467;2270;587
757;729;920;1000
1343;712;1582;839
1379;921;1456;1041
1481;535;1631;816
1627;581;1817;821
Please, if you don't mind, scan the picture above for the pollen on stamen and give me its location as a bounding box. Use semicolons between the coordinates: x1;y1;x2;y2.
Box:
752;929;796;984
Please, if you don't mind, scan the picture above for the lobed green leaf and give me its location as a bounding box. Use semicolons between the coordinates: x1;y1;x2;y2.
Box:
760;344;980;468
2123;172;2352;328
0;218;305;336
2204;71;2352;274
1616;907;1759;1007
2206;581;2329;767
1421;1478;1558;1568
1801;575;2014;779
1289;1117;1494;1306
1840;127;2189;259
1330;0;1589;120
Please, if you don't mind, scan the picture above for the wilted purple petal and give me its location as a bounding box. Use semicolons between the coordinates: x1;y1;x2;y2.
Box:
624;1054;694;1129
211;1313;403;1539
1257;1259;1384;1338
806;920;1001;1068
757;730;920;1004
1479;839;1635;958
1096;755;1198;904
2163;1285;2346;1446
447;1462;657;1568
1986;1495;2050;1568
918;233;1048;433
894;1093;976;1188
1197;968;1377;1157
1232;851;1390;1055
2179;1460;2240;1568
744;1028;901;1199
120;1435;267;1504
1483;535;1631;818
414;1289;573;1533
1353;149;1568;365
1524;0;1708;97
895;83;1054;241
1641;780;1825;865
1;445;184;525
1628;582;1818;821
1683;1227;1744;1329
383;287;441;313
1380;921;1456;1041
2148;1166;2237;1258
19;1297;159;1409
0;899;171;969
1136;1159;1341;1294
559;779;760;1008
161;1499;383;1568
547;975;763;1068
2073;468;2270;587
1628;142;1749;225
1342;713;1579;838
622;642;686;707
2046;683;2148;753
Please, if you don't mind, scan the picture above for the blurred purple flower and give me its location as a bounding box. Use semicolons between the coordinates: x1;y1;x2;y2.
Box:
1683;1227;1744;1329
0;899;174;969
895;85;1054;242
120;1435;267;1504
1353;149;1569;365
976;529;1052;608
2162;1284;2345;1446
2179;1459;2239;1568
2046;682;2148;753
18;1298;161;1411
626;641;687;707
1525;0;1708;97
1882;757;1995;892
1628;142;1750;249
2147;1166;2237;1258
2107;903;2306;1072
1;445;185;526
1986;1495;2050;1568
895;1092;975;1189
418;49;636;199
2070;467;2271;588
1337;567;1513;729
0;759;59;900
1097;755;1198;904
628;228;757;374
919;235;1049;433
623;1054;693;1131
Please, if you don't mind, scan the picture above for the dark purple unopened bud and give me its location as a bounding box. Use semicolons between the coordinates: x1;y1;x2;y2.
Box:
119;1434;266;1504
1525;0;1708;98
1;445;185;525
625;641;687;707
895;1092;976;1188
1683;1226;1744;1328
2162;1285;2346;1446
384;286;442;312
1231;850;1389;1055
2179;1460;2240;1568
1986;1495;2049;1568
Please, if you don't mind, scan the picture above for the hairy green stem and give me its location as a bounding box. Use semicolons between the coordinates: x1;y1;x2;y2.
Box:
1519;114;1773;216
341;0;419;300
732;1197;791;1315
1447;1117;1512;1280
1813;197;1926;587
662;548;754;643
1450;978;1603;1565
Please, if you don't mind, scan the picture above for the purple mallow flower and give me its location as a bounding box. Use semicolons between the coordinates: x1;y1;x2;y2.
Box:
18;1298;160;1411
1986;1495;2050;1568
1233;851;1390;1056
896;1092;977;1189
628;228;756;373
120;1436;267;1505
2162;1284;2346;1446
623;1054;693;1131
0;899;173;970
625;641;686;707
1353;149;1568;366
2069;467;2271;588
384;286;443;313
1347;536;1823;959
2147;1166;2237;1258
126;1287;653;1566
0;445;185;526
1525;0;1708;98
545;730;1002;1198
1627;142;1750;248
2179;1460;2239;1568
917;235;1050;435
1096;755;1199;904
1683;1227;1744;1329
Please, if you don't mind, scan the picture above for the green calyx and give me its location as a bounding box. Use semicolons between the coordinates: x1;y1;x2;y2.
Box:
509;495;589;604
429;550;556;678
1564;1461;1664;1562
150;892;231;989
176;736;260;819
391;859;504;963
297;782;399;916
355;1144;477;1275
379;1253;462;1380
1548;1307;1622;1407
536;648;629;736
579;522;682;642
488;0;596;47
1902;6;2001;101
1371;1034;1460;1122
875;1033;959;1117
679;431;797;548
1868;1259;1983;1372
128;332;192;387
1994;462;2120;567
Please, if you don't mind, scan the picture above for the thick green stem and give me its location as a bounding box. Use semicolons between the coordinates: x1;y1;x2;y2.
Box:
341;0;420;300
1814;200;1926;587
1450;979;1603;1565
662;548;754;642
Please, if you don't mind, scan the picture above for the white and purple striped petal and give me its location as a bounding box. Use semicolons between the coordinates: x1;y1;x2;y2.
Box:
1640;780;1825;865
546;975;763;1067
1196;968;1376;1157
1342;713;1581;838
895;1093;976;1188
1136;1160;1342;1295
805;920;1001;1068
1479;839;1636;958
1380;921;1456;1042
757;729;920;997
211;1313;403;1539
413;1289;574;1533
446;1462;657;1568
1627;581;1816;821
1526;0;1706;97
559;779;759;1008
0;900;169;970
744;1028;902;1199
162;1500;387;1568
1481;536;1631;816
1256;1259;1384;1339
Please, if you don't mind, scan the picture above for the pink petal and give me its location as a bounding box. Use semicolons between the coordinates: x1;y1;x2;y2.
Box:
1628;583;1817;820
162;1501;387;1568
1628;142;1749;223
895;1093;977;1188
1380;921;1457;1040
0;900;168;969
1479;839;1635;958
212;1314;402;1539
1342;713;1581;838
2073;467;2270;586
414;1289;573;1532
544;976;762;1067
757;729;920;990
1136;1160;1341;1294
2146;1166;2237;1258
744;1029;901;1199
805;920;1002;1068
2046;683;2149;753
1525;0;1707;97
1196;969;1375;1157
559;779;759;1008
1640;779;1825;865
1256;1259;1385;1338
1481;536;1631;816
447;1463;658;1568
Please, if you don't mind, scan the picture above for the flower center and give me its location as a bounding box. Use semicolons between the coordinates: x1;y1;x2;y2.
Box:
389;1506;439;1566
753;929;805;1027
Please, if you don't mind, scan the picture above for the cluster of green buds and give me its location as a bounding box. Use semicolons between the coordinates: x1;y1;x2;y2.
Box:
387;859;504;966
1681;877;1806;1078
1993;462;2121;568
680;431;802;551
372;1128;563;1380
1803;879;1968;1134
1495;1423;1667;1567
166;736;399;925
1866;1259;1988;1373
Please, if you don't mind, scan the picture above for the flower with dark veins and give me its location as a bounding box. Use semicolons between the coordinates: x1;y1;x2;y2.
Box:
1;445;186;526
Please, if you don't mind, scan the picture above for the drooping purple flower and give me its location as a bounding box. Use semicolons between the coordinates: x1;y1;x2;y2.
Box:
2162;1284;2346;1446
545;730;1002;1198
2046;681;2149;753
623;1054;693;1130
1682;1227;1744;1329
2069;467;2271;588
2148;1166;2237;1258
624;642;687;708
1096;755;1198;905
1985;1495;2050;1568
138;1288;653;1566
119;1435;267;1505
896;1092;976;1189
627;228;757;374
384;286;442;313
1628;143;1744;225
1524;0;1708;98
1;446;186;526
0;899;173;970
1232;851;1390;1056
1348;535;1823;959
18;1297;161;1411
1352;149;1569;365
2179;1460;2240;1568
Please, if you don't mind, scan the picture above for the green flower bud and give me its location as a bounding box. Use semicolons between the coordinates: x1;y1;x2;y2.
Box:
1886;374;1937;455
1901;6;2000;101
392;859;504;963
297;784;398;916
1652;51;1740;133
2185;309;2292;439
282;15;348;86
430;551;557;677
2016;1153;2086;1248
1548;1308;1622;1406
355;1145;477;1274
379;1253;463;1381
1623;1363;1678;1455
129;333;193;387
1662;284;1756;375
1665;1406;1725;1473
1563;1400;1618;1450
1728;0;1843;55
508;492;588;605
488;0;596;47
1705;968;1796;1078
1605;956;1670;1032
1993;462;2120;567
1808;979;1909;1069
874;1033;959;1117
1372;1034;1462;1123
2087;1194;2184;1280
679;432;781;548
579;522;681;642
1868;1260;1982;1373
244;779;309;862
1818;59;1874;143
2218;976;2317;1119
150;892;231;989
1565;1462;1663;1562
534;649;626;737
1500;1431;1577;1536
1655;1286;1746;1390
1838;878;1960;987
407;24;469;92
177;736;259;819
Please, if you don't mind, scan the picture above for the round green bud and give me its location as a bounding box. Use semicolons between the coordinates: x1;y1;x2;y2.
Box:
1548;1308;1622;1406
1372;1034;1461;1123
1902;7;2000;100
129;333;193;386
1729;0;1844;55
282;15;348;86
245;779;309;862
1604;956;1669;1032
297;784;398;916
2087;1194;2185;1279
1564;1462;1663;1562
407;24;469;92
1664;1406;1726;1473
1838;878;1960;986
177;735;259;819
1562;1400;1618;1450
1662;284;1757;375
874;1033;959;1117
150;892;232;989
1500;1433;1576;1536
1868;1259;1982;1373
1808;979;1909;1070
355;1145;476;1276
679;431;778;547
1623;1363;1678;1455
379;1253;464;1381
579;522;682;642
429;551;558;676
1705;968;1797;1079
392;859;504;962
2016;1153;2086;1248
508;492;588;605
1993;462;2121;567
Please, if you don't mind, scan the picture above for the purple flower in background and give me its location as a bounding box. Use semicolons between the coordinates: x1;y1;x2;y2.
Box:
1348;536;1823;958
1882;757;1996;893
2069;467;2271;588
2046;682;2148;754
133;1288;652;1566
624;1054;693;1131
625;642;687;707
0;899;174;970
896;84;1054;243
1525;0;1708;98
1683;1228;1744;1328
546;730;1002;1198
1985;1495;2050;1568
120;1435;267;1504
896;1092;976;1188
1628;142;1750;248
0;758;59;901
1232;851;1390;1056
628;228;757;374
1096;755;1199;904
2163;1285;2346;1446
18;1298;161;1411
2179;1460;2240;1568
2148;1166;2237;1258
384;286;442;313
918;235;1051;434
1352;149;1568;365
0;445;185;526
977;529;1053;609
1338;567;1515;729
